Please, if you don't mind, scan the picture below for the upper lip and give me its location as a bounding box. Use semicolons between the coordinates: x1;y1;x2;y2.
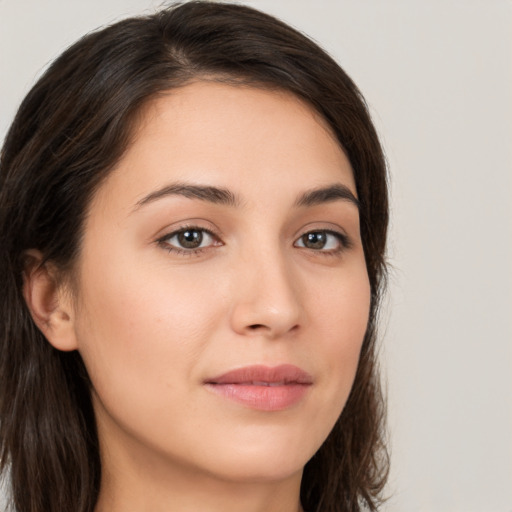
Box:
205;364;313;385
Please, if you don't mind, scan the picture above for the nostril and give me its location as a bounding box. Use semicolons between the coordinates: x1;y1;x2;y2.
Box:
248;324;266;330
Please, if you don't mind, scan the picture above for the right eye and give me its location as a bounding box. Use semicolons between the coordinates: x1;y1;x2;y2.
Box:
158;227;221;254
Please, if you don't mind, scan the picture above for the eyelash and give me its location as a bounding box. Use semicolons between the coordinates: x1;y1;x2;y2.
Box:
156;226;352;257
295;230;352;255
156;225;220;257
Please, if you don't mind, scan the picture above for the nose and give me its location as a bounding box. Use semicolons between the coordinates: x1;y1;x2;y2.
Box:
229;249;302;339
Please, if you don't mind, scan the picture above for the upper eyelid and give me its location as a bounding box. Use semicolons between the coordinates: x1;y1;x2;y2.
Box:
154;217;354;246
291;219;349;237
156;227;221;255
295;229;352;248
157;225;347;238
156;227;219;247
293;224;351;242
157;226;351;253
155;222;222;242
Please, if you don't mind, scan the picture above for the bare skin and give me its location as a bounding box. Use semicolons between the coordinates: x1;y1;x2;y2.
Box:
24;82;370;512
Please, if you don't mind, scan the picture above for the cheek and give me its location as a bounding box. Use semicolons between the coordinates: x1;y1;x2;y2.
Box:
71;226;371;474
72;248;227;414
308;261;371;407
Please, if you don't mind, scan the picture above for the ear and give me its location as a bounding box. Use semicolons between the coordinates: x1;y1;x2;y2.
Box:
22;250;78;352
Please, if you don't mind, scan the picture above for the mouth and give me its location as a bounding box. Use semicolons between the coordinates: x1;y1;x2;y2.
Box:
204;364;313;411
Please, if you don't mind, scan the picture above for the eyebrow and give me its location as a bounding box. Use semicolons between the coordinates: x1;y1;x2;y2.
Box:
294;184;359;209
133;181;358;211
134;182;240;210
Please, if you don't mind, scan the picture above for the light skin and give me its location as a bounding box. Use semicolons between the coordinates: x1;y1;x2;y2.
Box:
24;82;371;512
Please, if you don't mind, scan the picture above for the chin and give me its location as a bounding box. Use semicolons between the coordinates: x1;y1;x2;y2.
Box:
210;452;307;484
192;426;321;483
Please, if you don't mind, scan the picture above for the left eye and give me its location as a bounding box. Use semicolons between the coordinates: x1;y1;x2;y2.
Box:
294;230;345;251
163;228;217;250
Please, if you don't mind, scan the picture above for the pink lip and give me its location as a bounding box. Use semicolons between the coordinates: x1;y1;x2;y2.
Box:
204;364;313;411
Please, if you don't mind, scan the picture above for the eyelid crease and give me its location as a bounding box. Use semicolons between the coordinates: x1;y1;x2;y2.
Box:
295;229;353;252
155;225;223;257
291;220;351;243
154;218;223;241
154;222;354;259
156;225;221;244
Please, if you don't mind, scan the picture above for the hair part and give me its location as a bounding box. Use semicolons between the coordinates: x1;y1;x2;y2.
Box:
0;2;389;511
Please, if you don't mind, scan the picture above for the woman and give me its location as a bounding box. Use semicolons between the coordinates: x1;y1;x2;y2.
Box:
0;2;389;511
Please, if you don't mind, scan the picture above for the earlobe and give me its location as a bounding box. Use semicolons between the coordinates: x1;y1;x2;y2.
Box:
22;250;78;352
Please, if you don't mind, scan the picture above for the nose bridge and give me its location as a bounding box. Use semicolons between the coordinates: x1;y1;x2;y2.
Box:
230;239;302;338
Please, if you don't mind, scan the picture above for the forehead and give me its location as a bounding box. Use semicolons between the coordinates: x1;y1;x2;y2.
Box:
94;81;356;212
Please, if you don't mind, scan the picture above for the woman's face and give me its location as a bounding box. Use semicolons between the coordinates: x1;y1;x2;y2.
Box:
69;82;370;484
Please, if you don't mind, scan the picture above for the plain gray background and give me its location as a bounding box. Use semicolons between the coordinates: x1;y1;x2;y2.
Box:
1;1;511;511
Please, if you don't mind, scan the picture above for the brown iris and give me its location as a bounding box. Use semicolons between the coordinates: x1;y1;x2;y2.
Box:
177;229;203;249
301;232;327;249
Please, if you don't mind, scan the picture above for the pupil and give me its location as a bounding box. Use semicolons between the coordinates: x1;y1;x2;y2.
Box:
304;232;326;249
178;230;202;248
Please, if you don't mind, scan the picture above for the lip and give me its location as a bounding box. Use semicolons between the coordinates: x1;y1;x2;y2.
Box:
204;364;313;411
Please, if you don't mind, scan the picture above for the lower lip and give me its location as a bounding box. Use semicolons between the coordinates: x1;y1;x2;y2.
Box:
205;383;310;411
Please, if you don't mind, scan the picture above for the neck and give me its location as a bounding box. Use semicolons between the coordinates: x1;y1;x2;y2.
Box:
94;421;304;512
95;464;304;512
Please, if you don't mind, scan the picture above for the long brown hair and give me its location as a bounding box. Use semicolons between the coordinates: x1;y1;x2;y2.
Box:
0;2;389;511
